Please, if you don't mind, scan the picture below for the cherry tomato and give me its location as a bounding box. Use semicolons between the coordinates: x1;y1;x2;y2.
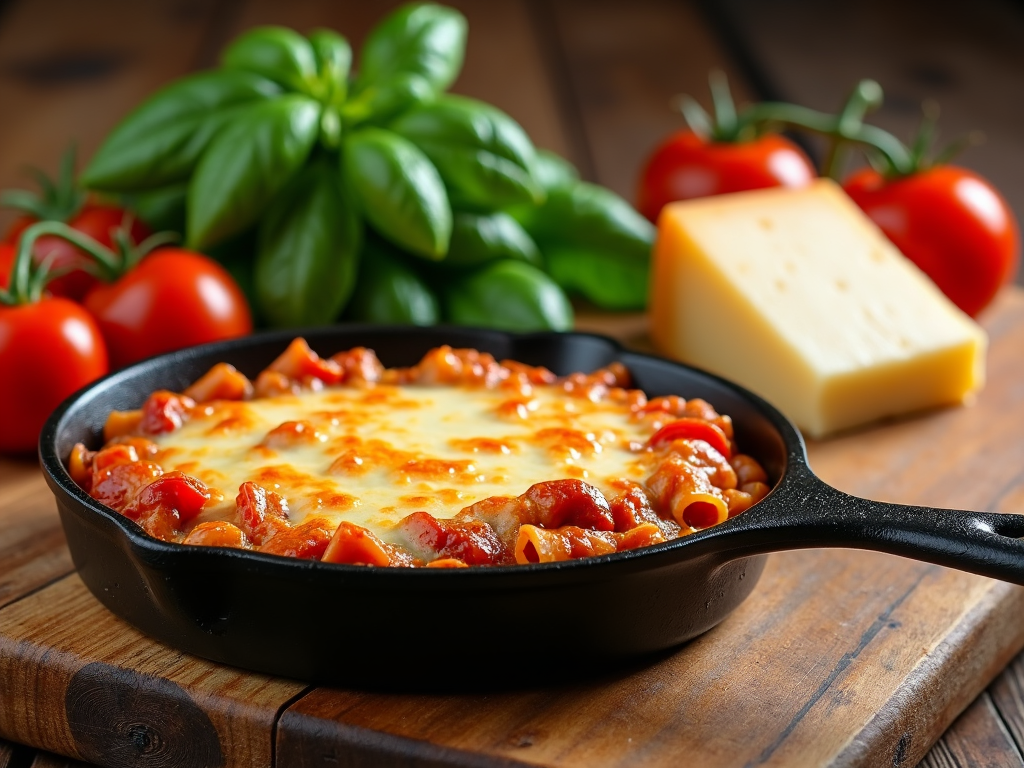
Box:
6;205;151;301
637;130;816;222
0;298;109;454
844;166;1021;317
0;242;13;290
83;249;252;369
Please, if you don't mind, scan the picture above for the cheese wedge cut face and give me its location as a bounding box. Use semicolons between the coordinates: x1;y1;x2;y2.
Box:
650;179;987;438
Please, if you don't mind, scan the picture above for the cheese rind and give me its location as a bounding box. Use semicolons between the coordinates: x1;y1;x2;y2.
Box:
649;179;987;438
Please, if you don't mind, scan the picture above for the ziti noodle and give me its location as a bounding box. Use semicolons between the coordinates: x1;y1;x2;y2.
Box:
68;339;770;567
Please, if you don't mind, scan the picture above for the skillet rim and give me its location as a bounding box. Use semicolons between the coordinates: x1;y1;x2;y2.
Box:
38;324;807;583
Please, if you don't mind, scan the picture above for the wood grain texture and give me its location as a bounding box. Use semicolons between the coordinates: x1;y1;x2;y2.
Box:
0;459;72;609
991;655;1024;758
0;0;225;234
0;575;309;768
917;694;1024;768
536;0;756;198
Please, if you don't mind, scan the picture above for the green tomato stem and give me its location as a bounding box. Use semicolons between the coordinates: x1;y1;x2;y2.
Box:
3;220;173;304
739;79;913;177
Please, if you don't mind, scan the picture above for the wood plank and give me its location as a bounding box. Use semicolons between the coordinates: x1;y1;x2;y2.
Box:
0;459;72;610
991;654;1024;758
0;574;309;767
28;752;92;768
918;693;1024;768
0;0;225;234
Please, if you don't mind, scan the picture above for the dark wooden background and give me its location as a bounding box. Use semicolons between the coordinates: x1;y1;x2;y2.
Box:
1;2;1023;766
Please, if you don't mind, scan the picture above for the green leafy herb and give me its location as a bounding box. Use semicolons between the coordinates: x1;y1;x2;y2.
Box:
255;159;362;326
82;71;280;191
344;127;451;259
187;94;320;248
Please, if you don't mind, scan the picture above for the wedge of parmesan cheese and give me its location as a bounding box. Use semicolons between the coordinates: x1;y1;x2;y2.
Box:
649;179;987;438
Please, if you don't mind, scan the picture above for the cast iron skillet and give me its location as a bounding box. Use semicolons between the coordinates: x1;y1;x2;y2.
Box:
39;326;1024;688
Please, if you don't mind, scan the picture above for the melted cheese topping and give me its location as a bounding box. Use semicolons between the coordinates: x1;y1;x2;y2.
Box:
152;383;654;542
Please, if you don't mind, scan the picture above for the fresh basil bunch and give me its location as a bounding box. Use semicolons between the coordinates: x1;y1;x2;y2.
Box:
82;3;652;330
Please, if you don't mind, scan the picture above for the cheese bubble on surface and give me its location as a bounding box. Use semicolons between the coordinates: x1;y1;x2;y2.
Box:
649;179;987;438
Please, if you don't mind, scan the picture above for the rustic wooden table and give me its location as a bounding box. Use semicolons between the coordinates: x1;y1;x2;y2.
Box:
1;2;1023;767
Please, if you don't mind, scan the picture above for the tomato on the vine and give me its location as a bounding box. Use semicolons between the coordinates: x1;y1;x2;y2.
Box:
844;165;1020;317
83;248;252;369
637;130;816;222
0;298;109;454
6;205;151;301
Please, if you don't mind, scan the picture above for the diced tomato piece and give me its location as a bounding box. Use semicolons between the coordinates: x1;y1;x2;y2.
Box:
125;471;210;526
184;362;254;403
648;417;732;458
522;479;615;531
397;511;509;565
235;481;290;545
323;521;393;566
268;338;343;385
182;521;249;548
68;443;95;491
90;460;163;511
259;518;333;560
139;391;195;435
330;347;384;384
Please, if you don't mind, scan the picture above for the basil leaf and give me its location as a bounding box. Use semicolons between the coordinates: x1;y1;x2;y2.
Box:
356;3;467;95
255;159;361;327
344;127;451;260
308;28;351;105
391;95;542;209
524;181;654;310
222;26;319;96
444;260;573;332
545;246;649;310
526;181;654;261
81;71;280;192
122;184;188;234
342;72;434;127
534;149;579;192
443;211;541;268
347;236;439;325
188;94;321;249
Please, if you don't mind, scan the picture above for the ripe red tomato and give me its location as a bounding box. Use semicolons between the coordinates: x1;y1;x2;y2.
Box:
636;130;816;222
0;298;109;454
0;242;13;290
83;249;252;369
6;205;151;301
844;166;1021;317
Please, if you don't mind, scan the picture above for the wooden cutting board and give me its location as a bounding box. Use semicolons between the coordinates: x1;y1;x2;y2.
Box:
2;291;1024;768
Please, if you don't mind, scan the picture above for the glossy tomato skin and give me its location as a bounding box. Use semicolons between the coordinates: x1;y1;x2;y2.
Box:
83;249;252;369
637;130;816;222
0;298;108;454
0;242;13;290
6;205;151;301
844;166;1021;317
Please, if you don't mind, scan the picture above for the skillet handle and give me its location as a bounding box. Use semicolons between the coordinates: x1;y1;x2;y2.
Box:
724;469;1024;585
